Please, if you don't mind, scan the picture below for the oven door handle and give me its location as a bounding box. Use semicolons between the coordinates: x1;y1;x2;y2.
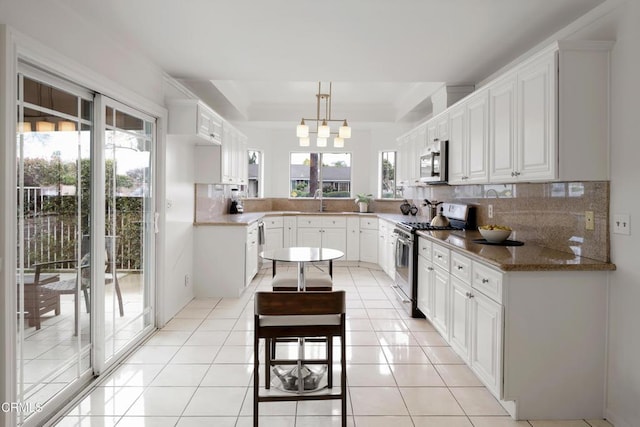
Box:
395;237;407;266
390;284;411;303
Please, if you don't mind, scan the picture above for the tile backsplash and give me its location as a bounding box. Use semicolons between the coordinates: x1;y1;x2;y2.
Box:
404;181;610;262
197;181;610;262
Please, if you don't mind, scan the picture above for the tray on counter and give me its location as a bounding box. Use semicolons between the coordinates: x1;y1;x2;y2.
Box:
472;238;524;246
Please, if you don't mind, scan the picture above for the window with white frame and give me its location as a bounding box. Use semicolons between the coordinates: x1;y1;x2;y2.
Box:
247;149;262;198
380;150;400;198
290;152;351;198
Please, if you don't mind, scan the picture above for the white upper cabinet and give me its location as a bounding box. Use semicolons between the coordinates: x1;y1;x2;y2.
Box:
466;90;490;183
489;75;518;182
447;104;466;184
168;99;222;144
194;121;247;185
487;41;611;183
396;123;428;186
441;40;611;185
516;53;556;181
488;53;556;182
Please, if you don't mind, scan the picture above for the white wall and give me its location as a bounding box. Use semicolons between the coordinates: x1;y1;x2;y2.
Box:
605;1;640;426
0;1;165;108
238;123;410;198
163;138;196;320
0;2;191;326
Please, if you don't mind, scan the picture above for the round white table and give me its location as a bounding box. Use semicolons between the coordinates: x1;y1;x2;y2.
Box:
260;247;344;291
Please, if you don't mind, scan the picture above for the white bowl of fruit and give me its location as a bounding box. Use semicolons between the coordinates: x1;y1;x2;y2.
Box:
478;225;512;243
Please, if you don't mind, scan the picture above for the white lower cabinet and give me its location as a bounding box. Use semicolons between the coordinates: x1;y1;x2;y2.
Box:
449;277;472;362
246;223;259;284
418;239;503;400
283;216;297;248
359;229;378;264
417;251;433;318
263;216;284;251
470;289;502;395
431;266;450;339
359;217;378;264
296;216;346;254
346;217;359;261
416;236;608;420
194;224;258;298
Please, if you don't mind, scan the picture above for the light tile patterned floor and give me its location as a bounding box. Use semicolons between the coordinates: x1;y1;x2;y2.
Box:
56;266;614;426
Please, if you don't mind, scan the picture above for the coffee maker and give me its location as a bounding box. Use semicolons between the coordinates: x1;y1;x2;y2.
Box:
229;189;244;214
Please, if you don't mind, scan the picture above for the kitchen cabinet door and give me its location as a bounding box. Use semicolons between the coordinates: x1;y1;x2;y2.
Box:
417;255;434;318
436;114;449;141
517;53;556;181
471;290;503;396
359;229;377;264
378;230;387;274
297;228;322;248
447;105;466;184
466;90;489;183
322;228;347;254
346;217;360;261
168;99;222;144
450;277;472;362
237;134;248;186
264;228;283;251
489;75;518;182
431;266;450;339
283;217;297;247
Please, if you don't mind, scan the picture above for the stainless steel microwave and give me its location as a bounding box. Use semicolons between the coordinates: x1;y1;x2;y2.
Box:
420;139;448;184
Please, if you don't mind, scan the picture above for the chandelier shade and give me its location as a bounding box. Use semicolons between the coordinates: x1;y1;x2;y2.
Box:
296;82;351;147
339;120;351;139
296;119;309;138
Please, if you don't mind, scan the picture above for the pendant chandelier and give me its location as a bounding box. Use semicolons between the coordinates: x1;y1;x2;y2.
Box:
296;82;351;147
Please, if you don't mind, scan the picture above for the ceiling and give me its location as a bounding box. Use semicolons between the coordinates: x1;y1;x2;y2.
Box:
59;0;605;127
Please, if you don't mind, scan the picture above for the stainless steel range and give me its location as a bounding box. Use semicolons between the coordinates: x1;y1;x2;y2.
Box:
392;203;475;318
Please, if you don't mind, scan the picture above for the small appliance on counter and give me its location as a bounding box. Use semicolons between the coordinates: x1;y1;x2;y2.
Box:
229;188;244;214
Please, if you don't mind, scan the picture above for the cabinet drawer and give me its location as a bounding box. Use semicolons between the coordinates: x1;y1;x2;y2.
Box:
263;216;283;229
322;216;347;228
297;216;323;228
417;237;432;260
247;230;258;244
360;217;378;230
451;252;472;283
472;261;503;303
432;243;450;271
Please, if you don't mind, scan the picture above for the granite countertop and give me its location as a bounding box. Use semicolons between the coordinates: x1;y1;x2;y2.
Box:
416;229;616;272
193;211;616;271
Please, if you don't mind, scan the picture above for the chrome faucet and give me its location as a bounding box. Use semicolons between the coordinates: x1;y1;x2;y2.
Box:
485;188;500;198
313;189;326;212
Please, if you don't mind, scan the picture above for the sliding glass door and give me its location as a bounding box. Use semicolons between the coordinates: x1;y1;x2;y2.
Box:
14;67;156;425
102;99;155;363
16;70;94;425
